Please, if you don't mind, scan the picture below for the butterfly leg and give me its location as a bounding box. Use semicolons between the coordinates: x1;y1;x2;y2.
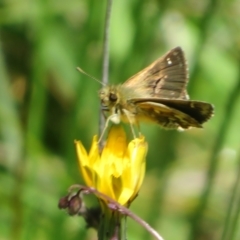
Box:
122;109;138;139
98;112;121;144
130;123;137;139
97;119;108;144
135;120;142;138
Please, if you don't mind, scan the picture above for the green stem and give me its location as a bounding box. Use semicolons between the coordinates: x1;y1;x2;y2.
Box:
98;202;122;240
221;151;240;240
99;0;113;150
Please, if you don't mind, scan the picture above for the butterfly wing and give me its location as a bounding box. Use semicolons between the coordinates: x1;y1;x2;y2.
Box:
102;47;213;130
123;47;189;100
131;98;214;129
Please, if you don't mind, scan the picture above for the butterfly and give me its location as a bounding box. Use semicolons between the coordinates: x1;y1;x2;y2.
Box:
99;47;214;139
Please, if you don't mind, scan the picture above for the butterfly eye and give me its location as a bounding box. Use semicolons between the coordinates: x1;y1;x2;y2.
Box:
109;93;117;102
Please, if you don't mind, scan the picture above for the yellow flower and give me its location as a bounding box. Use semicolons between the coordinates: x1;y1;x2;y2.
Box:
75;125;148;206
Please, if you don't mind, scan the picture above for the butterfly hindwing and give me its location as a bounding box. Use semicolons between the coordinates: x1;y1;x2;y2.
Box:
131;98;214;129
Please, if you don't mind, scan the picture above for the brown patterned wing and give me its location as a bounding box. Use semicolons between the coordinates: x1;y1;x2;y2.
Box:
131;98;214;129
123;47;189;100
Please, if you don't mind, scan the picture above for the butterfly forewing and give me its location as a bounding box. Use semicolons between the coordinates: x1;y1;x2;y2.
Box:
123;47;189;100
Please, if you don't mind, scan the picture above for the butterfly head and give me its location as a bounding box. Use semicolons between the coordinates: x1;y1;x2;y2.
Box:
99;85;120;111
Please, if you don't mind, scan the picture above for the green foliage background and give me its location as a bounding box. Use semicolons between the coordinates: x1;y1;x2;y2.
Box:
1;0;240;239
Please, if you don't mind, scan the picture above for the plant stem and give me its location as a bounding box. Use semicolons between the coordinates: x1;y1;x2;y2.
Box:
99;0;113;150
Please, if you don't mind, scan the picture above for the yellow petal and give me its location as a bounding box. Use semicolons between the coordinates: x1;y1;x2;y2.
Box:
95;173;116;200
100;125;127;177
121;136;148;201
75;140;95;187
118;188;134;206
89;135;100;165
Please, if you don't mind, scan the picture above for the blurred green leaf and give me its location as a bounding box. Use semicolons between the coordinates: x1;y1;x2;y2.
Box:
1;0;240;240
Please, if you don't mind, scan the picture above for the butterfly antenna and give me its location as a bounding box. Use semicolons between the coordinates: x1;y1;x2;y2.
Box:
76;67;106;86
